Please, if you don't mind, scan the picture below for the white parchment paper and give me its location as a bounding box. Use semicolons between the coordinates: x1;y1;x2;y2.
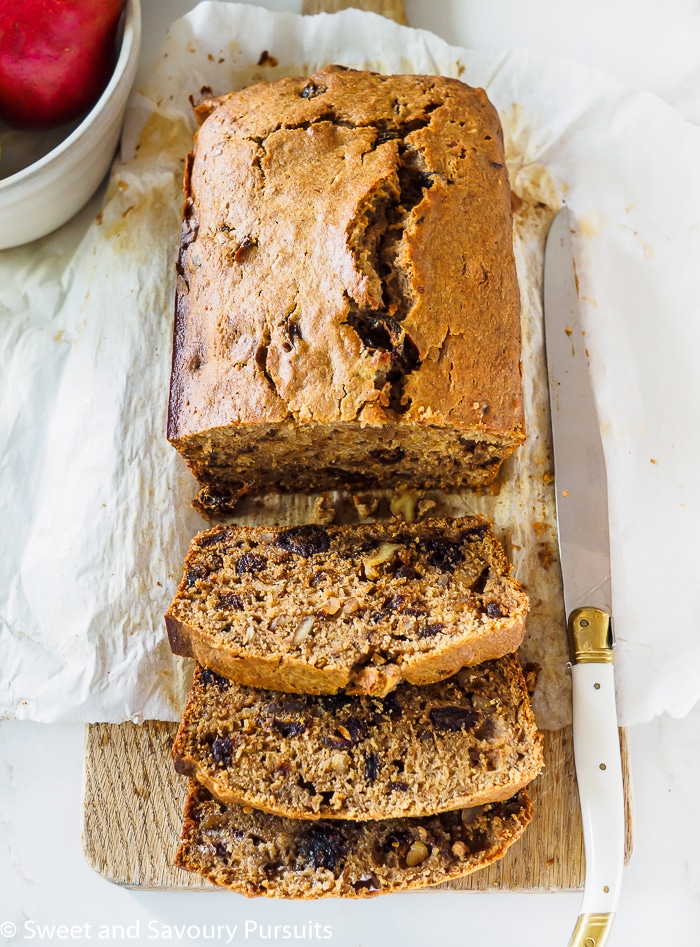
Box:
1;2;699;726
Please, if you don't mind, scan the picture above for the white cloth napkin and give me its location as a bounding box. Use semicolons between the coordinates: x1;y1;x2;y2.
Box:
1;2;699;726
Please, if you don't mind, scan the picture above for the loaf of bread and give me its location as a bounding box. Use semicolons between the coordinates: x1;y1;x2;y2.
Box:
165;516;529;697
167;66;524;515
175;779;531;897
173;658;543;821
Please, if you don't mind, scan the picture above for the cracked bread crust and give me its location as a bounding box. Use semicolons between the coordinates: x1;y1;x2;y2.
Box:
164;516;529;696
175;780;532;898
173;657;543;821
167;66;524;514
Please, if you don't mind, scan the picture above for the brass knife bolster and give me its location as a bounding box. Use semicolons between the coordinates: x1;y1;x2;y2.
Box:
568;607;614;665
569;913;615;947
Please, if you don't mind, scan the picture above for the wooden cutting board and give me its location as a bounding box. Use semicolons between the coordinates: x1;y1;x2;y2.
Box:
82;719;632;891
81;0;633;892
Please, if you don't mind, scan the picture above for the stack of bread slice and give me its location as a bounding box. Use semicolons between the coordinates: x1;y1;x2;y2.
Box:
166;515;544;897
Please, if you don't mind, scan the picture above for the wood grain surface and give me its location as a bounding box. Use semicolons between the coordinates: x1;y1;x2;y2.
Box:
81;720;633;891
301;0;407;24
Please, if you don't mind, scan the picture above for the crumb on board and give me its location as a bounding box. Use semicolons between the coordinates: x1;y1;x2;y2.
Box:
537;542;556;570
522;662;542;696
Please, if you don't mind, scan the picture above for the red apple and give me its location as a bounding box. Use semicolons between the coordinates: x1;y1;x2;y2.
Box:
0;0;126;129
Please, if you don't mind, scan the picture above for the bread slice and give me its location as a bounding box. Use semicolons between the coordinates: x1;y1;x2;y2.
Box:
172;657;543;821
165;516;529;697
175;780;532;898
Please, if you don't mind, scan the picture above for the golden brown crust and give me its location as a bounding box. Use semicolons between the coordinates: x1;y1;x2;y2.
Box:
166;616;528;695
165;516;529;696
167;67;523;509
174;779;532;897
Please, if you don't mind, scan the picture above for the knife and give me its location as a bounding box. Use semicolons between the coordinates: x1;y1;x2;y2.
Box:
543;207;626;947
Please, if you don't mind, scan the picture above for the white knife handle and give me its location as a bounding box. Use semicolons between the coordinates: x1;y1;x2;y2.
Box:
569;661;625;946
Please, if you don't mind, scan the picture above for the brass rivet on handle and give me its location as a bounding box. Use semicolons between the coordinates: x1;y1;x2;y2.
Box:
600;763;607;770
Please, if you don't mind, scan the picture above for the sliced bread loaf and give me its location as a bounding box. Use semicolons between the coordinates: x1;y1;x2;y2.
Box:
175;780;532;898
165;516;528;697
172;657;543;821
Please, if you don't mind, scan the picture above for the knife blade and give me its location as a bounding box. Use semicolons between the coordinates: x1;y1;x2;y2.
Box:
543;207;625;947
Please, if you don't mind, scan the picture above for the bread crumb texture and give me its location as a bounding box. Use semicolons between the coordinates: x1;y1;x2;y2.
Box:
165;516;529;695
175;779;532;897
173;655;543;821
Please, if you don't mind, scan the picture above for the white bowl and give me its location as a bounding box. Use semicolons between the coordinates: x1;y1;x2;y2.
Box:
0;0;141;250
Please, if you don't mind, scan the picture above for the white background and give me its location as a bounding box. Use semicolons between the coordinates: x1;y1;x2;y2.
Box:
2;1;700;944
